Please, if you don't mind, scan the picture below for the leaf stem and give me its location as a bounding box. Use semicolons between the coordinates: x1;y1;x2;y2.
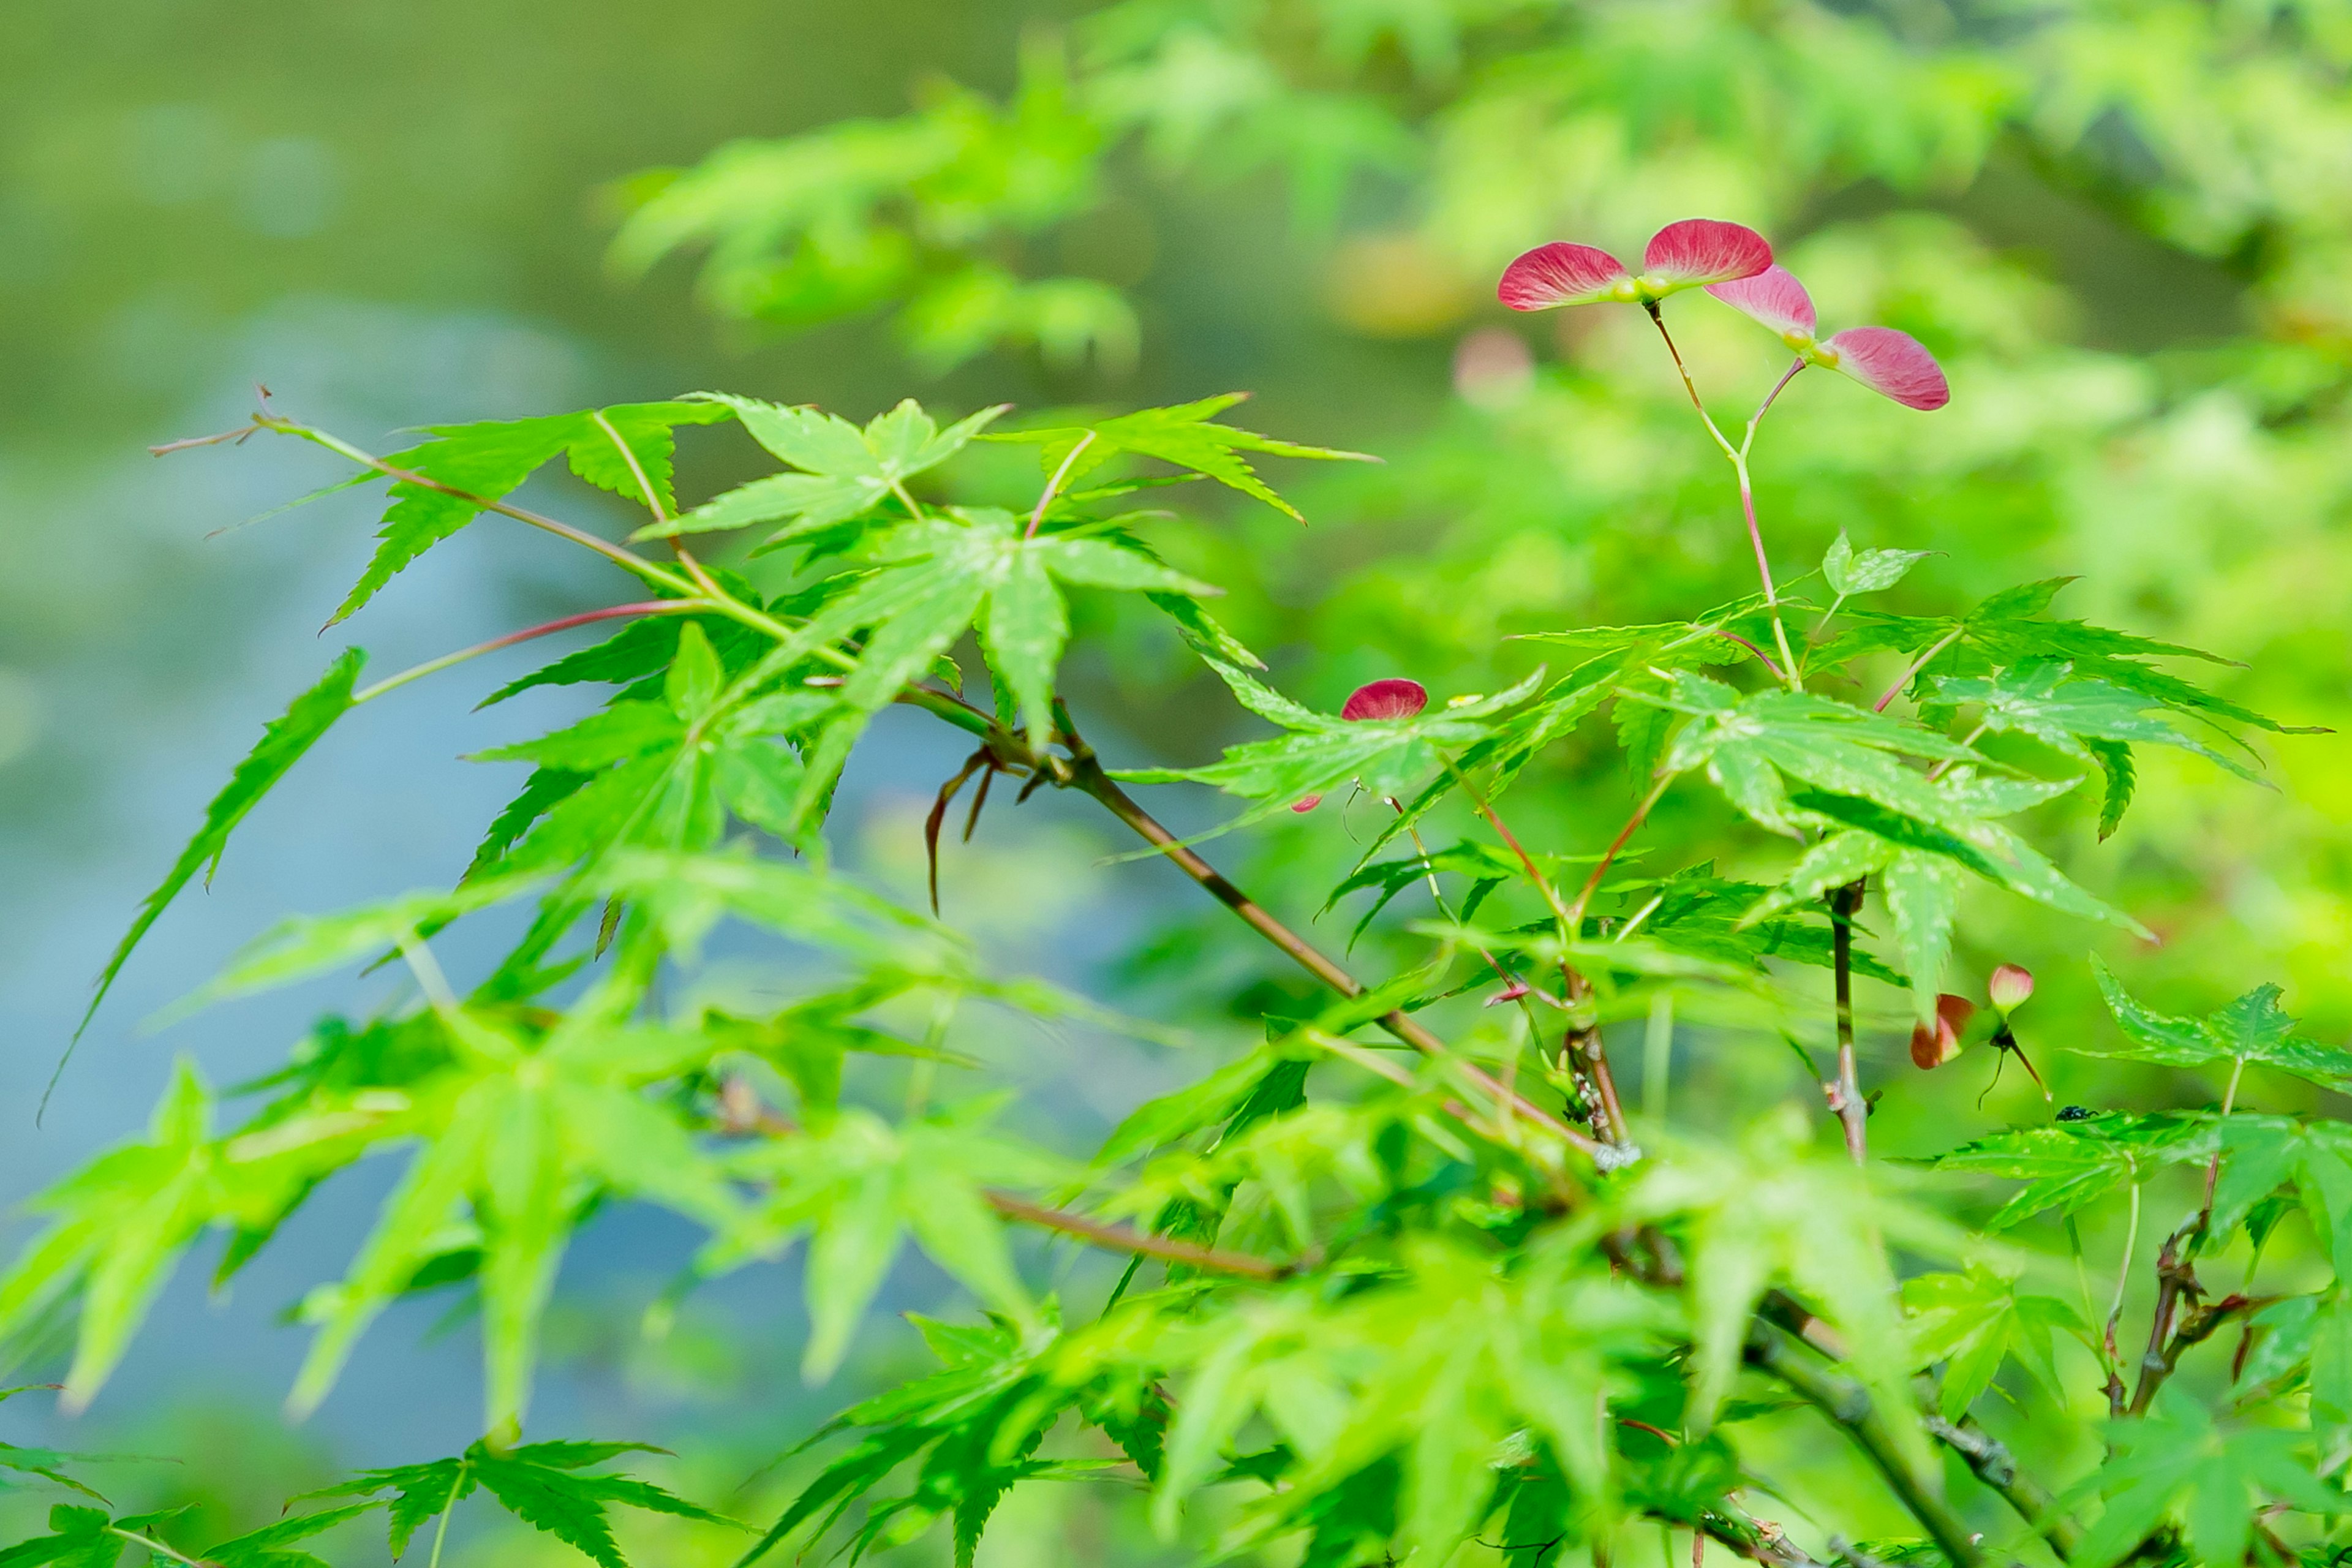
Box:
1827;880;1868;1163
1642;307;1799;690
1563;774;1673;934
1442;761;1632;1145
985;1190;1284;1280
427;1491;456;1568
2105;1181;2141;1403
1025;430;1096;541
111;1532;206;1568
353;601;703;703
1873;628;1964;714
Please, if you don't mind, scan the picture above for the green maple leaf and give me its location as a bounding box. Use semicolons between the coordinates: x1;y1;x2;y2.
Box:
1825;577;2320;743
737;1308;1152;1568
987;393;1374;521
282;965;747;1429
331;399;732;622
2085;959;2352;1091
1928;1112;2215;1229
637;395;1006;549
717;508;1213;804
1931;658;2264;836
73;647;365;1048
1901;1263;2087;1418
1148;1242;1656;1558
2067;1390;2344;1568
303;1439;730;1568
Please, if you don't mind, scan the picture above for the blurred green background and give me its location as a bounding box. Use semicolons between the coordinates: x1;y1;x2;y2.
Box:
3;0;2350;1561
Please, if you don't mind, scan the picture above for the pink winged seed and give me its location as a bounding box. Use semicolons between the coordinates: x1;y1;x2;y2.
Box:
1823;326;1950;410
1704;265;1816;338
1340;678;1430;722
1641;219;1773;287
1292;678;1430;812
1496;243;1630;311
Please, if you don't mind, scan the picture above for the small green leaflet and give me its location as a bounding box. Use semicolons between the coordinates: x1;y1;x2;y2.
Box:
1900;1264;2086;1419
1319;839;1519;952
2086;959;2352;1090
1928;1112;2215;1229
197;1501;382;1568
988;393;1374;522
638;395;1006;549
72;648;365;1047
2065;1389;2345;1568
1613;869;1905;986
1822;531;1932;600
300;1439;731;1568
0;1387;110;1501
326;400;733;623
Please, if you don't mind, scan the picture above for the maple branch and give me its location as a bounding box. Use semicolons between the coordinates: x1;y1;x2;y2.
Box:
1924;1414;2080;1559
1746;1321;1984;1568
986;1191;1285;1280
1058;751;1605;1158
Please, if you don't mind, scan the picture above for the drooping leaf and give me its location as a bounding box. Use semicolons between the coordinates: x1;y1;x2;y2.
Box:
75;648;366;1043
328;401;732;622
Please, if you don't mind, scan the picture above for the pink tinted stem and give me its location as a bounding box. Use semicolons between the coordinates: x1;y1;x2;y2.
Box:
1645;312;1801;690
354;600;701;703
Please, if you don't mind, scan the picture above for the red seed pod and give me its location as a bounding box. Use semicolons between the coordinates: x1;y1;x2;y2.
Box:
1910;993;1977;1069
1340;678;1428;722
1988;963;2035;1012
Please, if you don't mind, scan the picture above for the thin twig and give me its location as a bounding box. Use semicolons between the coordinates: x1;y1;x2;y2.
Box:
986;1191;1284;1281
1062;751;1605;1158
1746;1322;1983;1568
